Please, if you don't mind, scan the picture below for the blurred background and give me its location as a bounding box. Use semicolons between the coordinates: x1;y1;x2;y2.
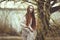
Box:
0;0;60;40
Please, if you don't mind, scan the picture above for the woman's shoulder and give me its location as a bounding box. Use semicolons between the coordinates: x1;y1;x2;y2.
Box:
23;15;26;21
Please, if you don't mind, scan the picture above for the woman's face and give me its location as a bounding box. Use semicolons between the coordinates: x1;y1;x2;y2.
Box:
29;6;34;13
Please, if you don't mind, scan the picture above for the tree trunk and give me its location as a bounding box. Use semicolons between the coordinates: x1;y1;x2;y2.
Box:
36;0;50;40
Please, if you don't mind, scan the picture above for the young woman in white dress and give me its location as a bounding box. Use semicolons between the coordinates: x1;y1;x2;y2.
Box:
21;5;37;40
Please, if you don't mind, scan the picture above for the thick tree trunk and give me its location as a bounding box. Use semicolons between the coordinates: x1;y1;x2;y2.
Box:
36;0;50;40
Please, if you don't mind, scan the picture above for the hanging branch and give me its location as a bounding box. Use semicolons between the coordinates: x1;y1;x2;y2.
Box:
22;0;37;5
51;6;60;13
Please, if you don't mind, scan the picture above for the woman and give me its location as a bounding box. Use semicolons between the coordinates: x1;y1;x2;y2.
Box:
21;5;37;40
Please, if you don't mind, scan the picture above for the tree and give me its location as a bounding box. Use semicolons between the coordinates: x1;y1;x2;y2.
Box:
35;0;50;40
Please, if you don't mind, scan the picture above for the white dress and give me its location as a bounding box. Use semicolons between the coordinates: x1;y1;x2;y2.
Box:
21;16;37;40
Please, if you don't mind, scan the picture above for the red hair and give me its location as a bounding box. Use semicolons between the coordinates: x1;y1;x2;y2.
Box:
26;5;36;30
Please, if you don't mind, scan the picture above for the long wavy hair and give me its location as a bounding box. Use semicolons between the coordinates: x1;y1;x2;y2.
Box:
26;5;36;30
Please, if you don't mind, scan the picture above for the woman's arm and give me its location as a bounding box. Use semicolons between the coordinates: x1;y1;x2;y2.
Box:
20;17;27;27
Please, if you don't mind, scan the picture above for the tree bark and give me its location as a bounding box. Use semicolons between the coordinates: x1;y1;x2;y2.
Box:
36;0;50;40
